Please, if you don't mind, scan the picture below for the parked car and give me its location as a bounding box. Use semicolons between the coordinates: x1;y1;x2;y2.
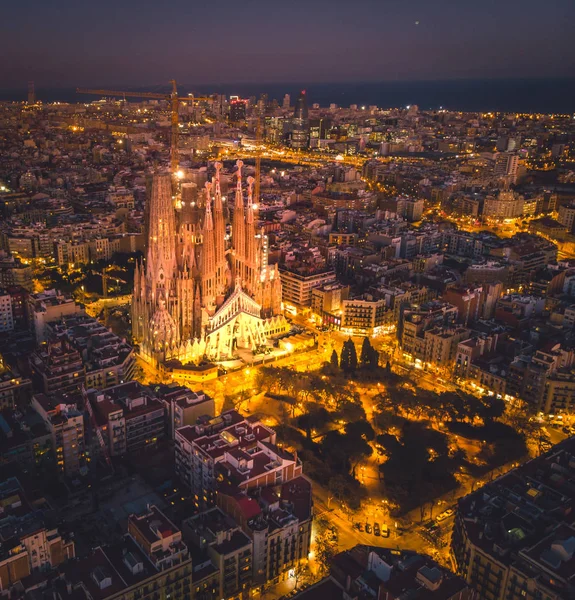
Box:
436;508;455;522
381;524;390;538
374;523;381;536
365;523;372;534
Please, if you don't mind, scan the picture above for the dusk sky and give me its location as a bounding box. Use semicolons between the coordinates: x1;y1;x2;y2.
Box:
2;0;574;88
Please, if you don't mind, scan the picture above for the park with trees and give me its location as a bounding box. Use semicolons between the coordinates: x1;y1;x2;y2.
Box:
244;336;541;518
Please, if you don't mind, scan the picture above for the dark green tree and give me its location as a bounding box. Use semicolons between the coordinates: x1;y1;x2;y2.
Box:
297;403;331;439
340;338;358;373
337;400;366;423
480;396;506;423
340;342;350;372
345;420;375;442
348;340;358;371
315;535;337;576
330;349;339;370
360;337;373;368
327;474;348;507
347;437;373;477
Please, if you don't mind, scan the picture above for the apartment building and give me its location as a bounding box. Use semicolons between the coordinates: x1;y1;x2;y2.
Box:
279;267;337;308
340;295;388;336
506;346;572;408
0;408;51;467
128;505;189;571
0;289;14;332
32;393;85;476
27;289;83;342
29;339;86;396
442;285;484;326
454;334;502;380
0;358;32;409
63;506;217;600
399;302;459;361
423;327;470;369
327;545;477;600
0;477;75;593
175;411;304;509
88;381;165;457
483;191;524;219
47;314;136;389
493;153;519;183
154;383;215;439
540;369;575;415
452;437;575;600
310;283;350;328
5;285;29;329
217;477;313;586
184;508;252;599
558;202;575;232
0;253;33;290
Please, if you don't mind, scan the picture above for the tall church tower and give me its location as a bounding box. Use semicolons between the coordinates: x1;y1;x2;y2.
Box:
244;176;258;297
213;162;229;302
132;160;288;368
145;173;176;305
232;160;246;283
201;182;217;313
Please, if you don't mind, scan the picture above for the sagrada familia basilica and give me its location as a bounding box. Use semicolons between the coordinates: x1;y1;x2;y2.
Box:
132;161;288;366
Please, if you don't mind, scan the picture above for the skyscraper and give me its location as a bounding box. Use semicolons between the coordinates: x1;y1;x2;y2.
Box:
229;99;247;124
494;152;519;183
132;162;286;367
290;90;309;149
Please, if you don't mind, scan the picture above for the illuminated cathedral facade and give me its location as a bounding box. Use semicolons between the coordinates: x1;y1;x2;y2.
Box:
132;161;287;366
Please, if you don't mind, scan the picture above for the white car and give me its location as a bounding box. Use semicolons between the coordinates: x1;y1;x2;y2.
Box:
436;508;455;522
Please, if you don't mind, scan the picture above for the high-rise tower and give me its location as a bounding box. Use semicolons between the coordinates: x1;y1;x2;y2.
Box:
291;90;309;149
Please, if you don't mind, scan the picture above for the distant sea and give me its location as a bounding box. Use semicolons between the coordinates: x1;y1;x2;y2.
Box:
1;79;575;114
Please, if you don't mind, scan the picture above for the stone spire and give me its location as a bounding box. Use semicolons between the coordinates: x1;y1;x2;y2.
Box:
146;172;176;301
179;182;199;269
245;176;257;294
213;161;223;212
180;182;199;227
232;160;246;269
213;161;227;299
203;182;214;232
201;182;216;309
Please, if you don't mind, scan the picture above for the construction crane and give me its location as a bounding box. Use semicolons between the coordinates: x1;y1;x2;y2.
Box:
92;265;128;323
93;265;127;298
77;82;211;173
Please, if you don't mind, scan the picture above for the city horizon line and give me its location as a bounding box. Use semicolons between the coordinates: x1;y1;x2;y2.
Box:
2;75;575;93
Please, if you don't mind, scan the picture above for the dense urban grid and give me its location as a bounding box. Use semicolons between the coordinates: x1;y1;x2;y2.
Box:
1;87;575;600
